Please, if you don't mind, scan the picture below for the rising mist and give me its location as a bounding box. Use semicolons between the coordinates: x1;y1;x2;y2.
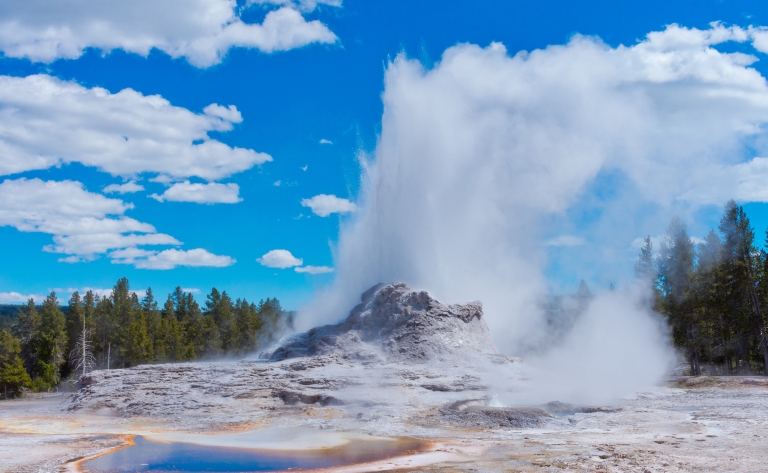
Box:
298;24;768;403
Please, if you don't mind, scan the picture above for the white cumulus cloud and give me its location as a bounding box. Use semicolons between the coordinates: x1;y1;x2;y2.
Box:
319;138;333;144
300;194;356;217
0;292;43;303
0;178;233;268
0;74;271;179
257;249;303;268
47;233;181;260
0;178;150;236
150;181;242;204
111;247;235;270
103;181;145;194
0;0;339;67
77;287;118;299
295;265;334;274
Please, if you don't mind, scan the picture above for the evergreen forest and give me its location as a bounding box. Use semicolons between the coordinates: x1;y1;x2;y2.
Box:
0;278;290;398
638;200;768;376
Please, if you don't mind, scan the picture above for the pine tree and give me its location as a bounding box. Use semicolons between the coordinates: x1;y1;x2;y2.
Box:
182;293;206;358
161;296;183;361
634;236;655;282
172;287;187;322
759;230;768;373
200;315;222;357
93;294;116;369
37;292;68;386
168;288;198;359
234;298;261;354
13;299;40;376
142;288;164;362
657;217;699;374
111;278;135;367
719;200;766;373
126;309;153;366
205;288;237;353
256;298;288;349
691;229;723;373
0;329;32;398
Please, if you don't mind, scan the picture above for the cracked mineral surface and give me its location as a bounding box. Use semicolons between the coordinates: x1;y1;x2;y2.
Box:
1;283;768;472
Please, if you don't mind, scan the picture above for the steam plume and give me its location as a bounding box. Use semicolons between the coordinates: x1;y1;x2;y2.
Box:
300;24;768;403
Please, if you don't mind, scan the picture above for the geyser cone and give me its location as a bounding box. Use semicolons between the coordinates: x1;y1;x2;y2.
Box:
271;282;515;366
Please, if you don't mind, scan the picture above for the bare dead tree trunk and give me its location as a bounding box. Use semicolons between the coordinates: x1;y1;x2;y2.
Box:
69;316;95;381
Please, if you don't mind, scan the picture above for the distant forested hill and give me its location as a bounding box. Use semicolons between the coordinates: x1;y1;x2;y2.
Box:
0;305;21;330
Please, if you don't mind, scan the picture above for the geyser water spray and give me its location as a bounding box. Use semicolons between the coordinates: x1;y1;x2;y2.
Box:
300;24;768;404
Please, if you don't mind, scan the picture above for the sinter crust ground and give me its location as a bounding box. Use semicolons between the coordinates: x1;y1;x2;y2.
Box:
1;283;767;472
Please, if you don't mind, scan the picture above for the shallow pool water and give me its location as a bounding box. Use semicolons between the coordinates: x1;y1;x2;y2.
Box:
82;435;426;472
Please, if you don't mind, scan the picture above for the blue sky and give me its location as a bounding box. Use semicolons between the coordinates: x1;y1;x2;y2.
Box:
1;0;767;309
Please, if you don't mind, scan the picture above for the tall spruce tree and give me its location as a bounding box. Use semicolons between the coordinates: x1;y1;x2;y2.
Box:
0;329;32;398
13;299;39;376
111;278;135;367
161;295;183;361
205;288;237;352
142;288;164;362
37;292;67;386
234;298;261;354
691;229;724;372
718;200;766;373
634;236;655;282
126;307;153;366
657;217;699;374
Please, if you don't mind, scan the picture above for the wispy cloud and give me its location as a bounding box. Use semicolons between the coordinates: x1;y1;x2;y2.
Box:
103;181;144;194
544;235;587;247
295;265;334;274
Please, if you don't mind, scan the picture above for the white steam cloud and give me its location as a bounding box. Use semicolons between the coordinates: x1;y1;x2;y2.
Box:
300;23;768;404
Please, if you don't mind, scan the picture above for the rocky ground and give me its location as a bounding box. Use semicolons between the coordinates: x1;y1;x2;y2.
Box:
2;284;768;472
2;377;768;472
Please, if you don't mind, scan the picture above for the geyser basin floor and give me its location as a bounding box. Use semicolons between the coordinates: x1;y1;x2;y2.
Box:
81;435;428;473
3;377;768;472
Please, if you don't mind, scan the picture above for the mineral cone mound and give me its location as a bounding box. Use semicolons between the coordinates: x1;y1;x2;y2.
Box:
270;282;505;364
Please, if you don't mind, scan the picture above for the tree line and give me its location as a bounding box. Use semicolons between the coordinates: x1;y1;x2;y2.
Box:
637;200;768;376
0;277;291;398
